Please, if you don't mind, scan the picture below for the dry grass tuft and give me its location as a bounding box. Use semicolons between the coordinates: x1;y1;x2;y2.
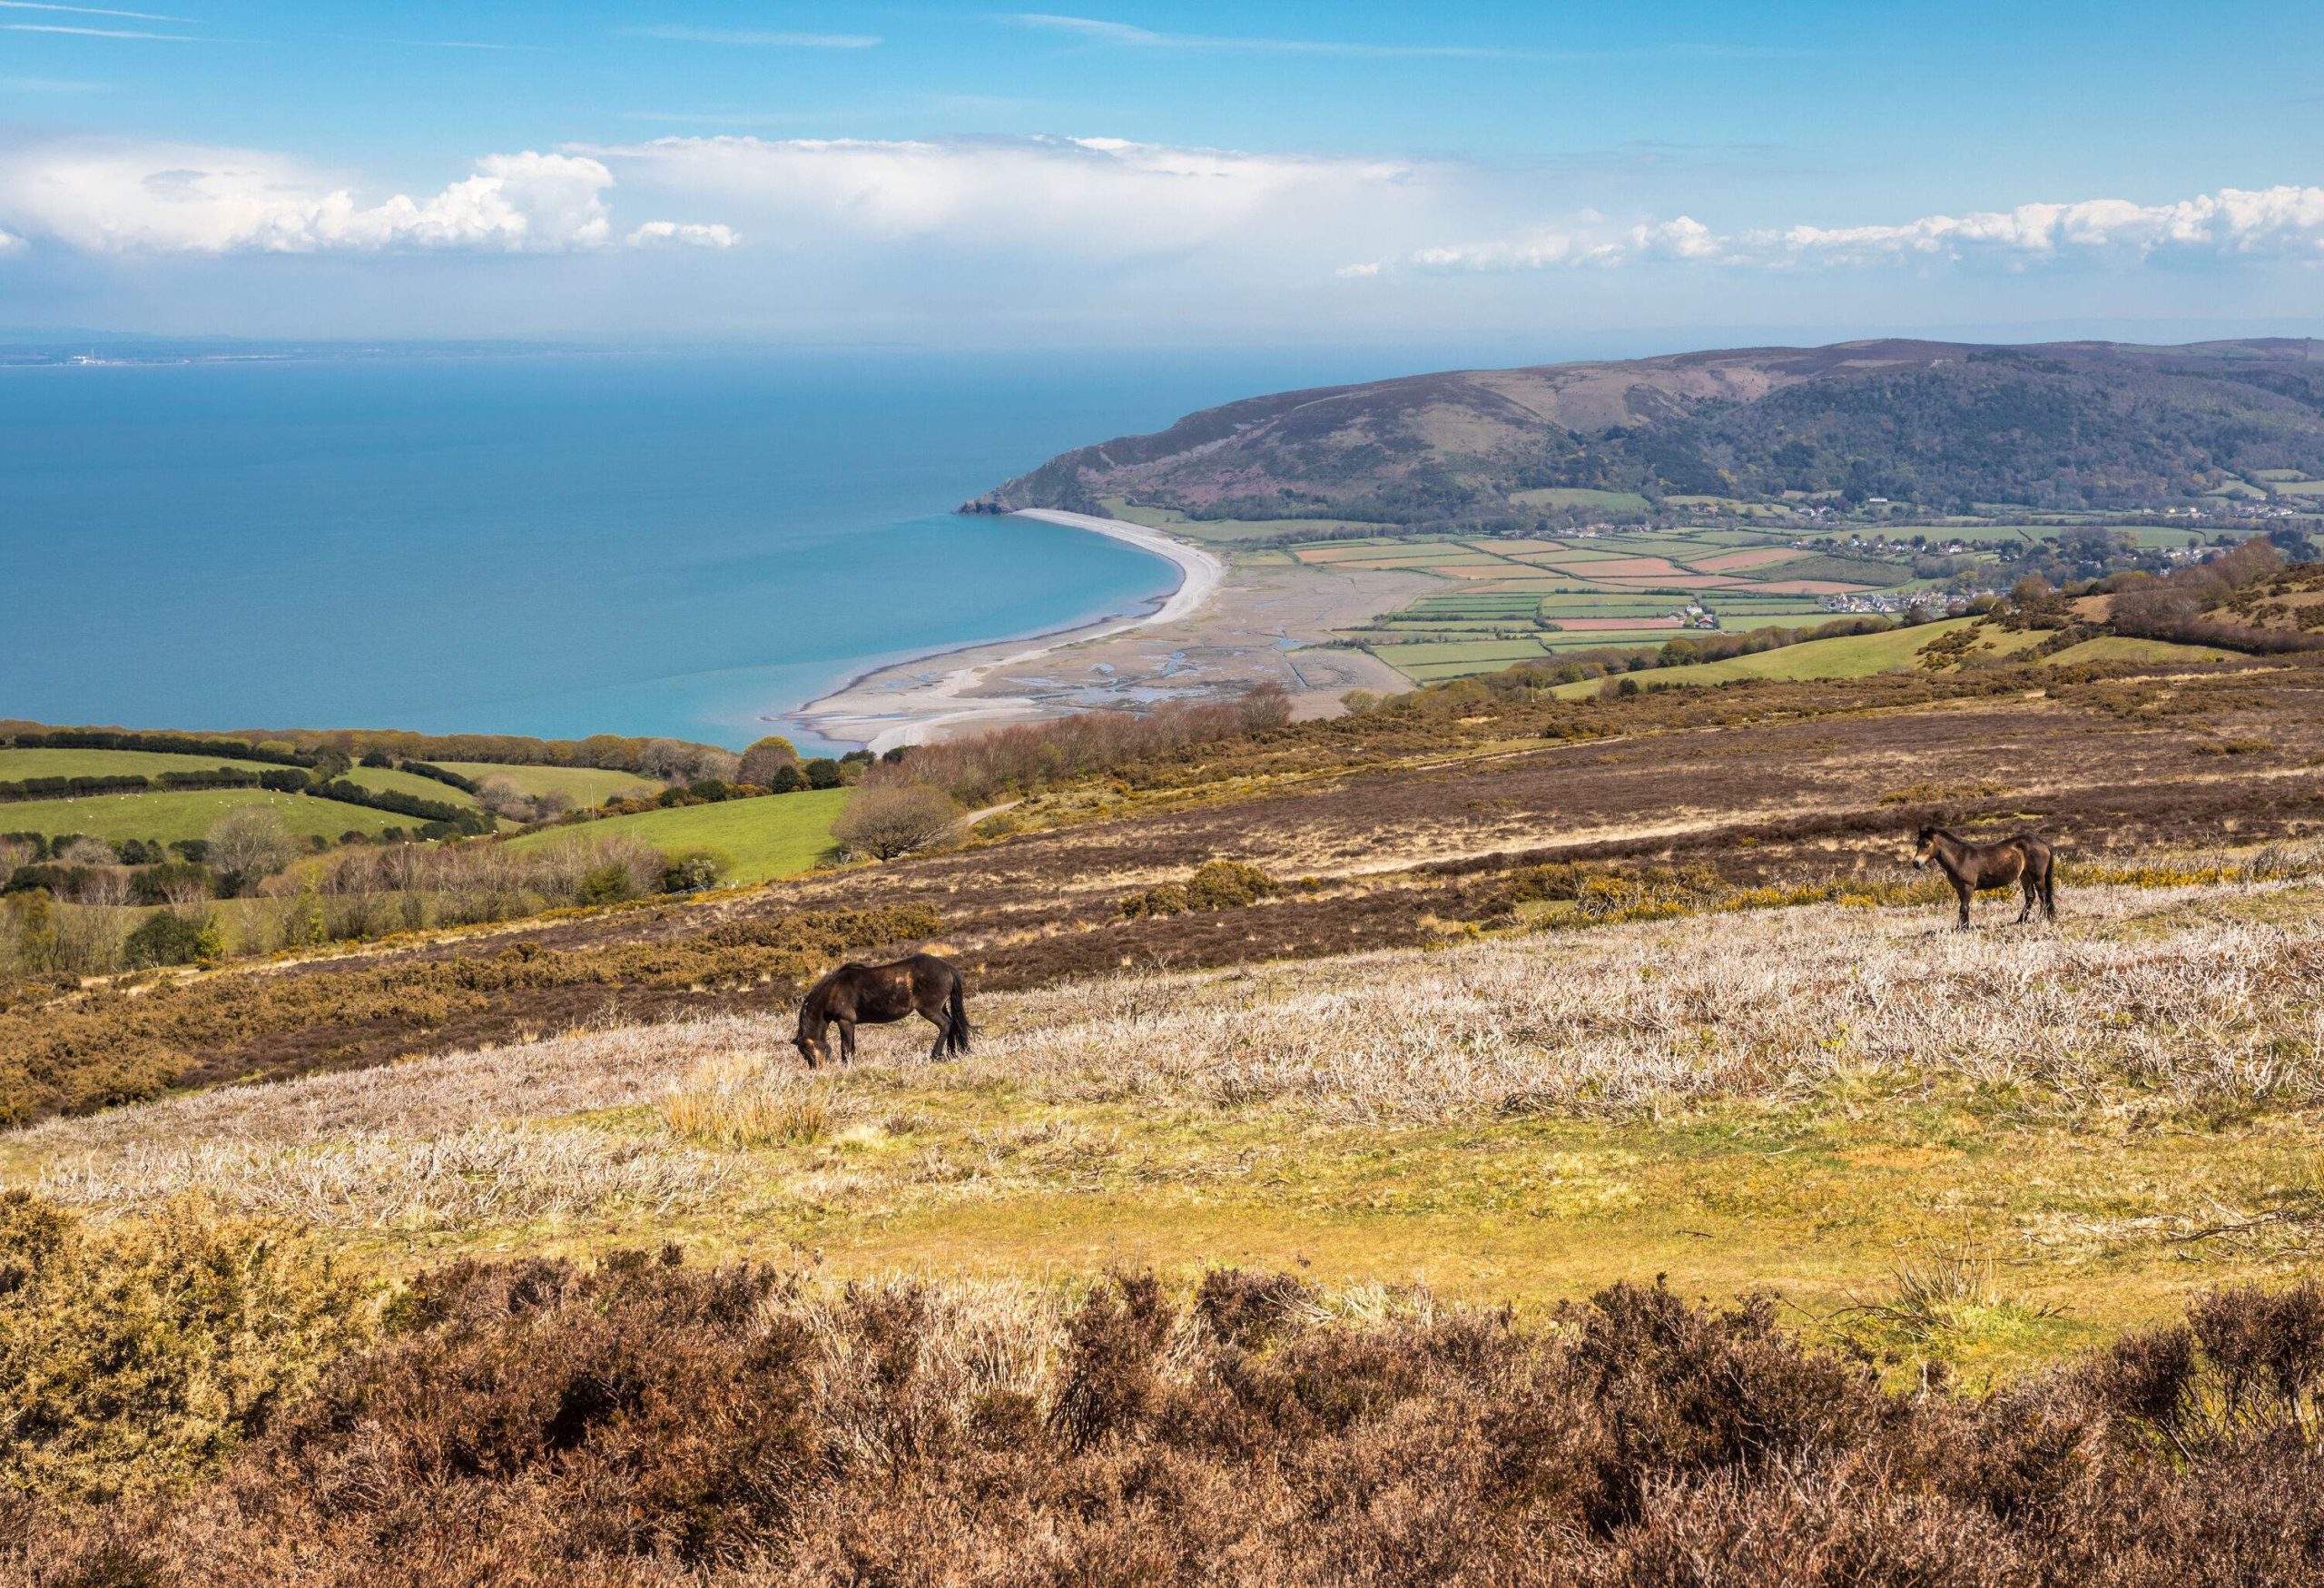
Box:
658;1051;845;1149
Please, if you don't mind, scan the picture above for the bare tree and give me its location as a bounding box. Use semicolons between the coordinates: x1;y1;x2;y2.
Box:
207;806;300;894
738;735;801;788
54;838;118;869
832;784;963;861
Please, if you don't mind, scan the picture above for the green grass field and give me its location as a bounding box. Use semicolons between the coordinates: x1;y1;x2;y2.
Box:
1543;617;2047;697
437;763;660;804
503;788;852;883
0;747;281;781
342;765;480;808
0;789;410;844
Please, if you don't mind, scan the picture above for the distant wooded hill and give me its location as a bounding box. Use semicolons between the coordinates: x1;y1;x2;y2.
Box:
969;338;2324;520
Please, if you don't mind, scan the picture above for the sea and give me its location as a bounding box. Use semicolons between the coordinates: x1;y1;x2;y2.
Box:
0;347;1435;753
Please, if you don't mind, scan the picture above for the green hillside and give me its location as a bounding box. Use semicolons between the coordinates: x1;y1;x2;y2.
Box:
504;788;851;883
977;338;2324;521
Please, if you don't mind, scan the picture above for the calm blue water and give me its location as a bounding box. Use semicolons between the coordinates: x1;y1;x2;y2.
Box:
0;349;1413;751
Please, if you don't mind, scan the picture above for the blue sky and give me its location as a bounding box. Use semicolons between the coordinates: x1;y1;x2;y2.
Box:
3;1;2321;346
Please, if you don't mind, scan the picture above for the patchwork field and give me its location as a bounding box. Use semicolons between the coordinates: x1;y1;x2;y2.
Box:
1305;525;1933;678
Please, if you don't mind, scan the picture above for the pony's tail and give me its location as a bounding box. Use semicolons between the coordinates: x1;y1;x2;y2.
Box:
947;974;971;1056
2042;860;2058;920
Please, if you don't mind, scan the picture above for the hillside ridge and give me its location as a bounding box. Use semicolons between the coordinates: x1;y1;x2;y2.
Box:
968;336;2324;520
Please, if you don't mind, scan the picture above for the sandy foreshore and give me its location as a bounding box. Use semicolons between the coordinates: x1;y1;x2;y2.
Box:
784;510;1228;753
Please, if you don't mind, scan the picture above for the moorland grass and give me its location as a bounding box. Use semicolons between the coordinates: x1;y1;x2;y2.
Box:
503;786;851;883
16;879;2321;1385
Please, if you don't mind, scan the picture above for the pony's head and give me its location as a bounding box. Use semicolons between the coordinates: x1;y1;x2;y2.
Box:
793;1001;832;1069
1912;825;1941;870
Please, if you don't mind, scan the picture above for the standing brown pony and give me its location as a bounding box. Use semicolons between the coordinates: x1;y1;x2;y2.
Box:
1913;825;2057;929
793;952;970;1068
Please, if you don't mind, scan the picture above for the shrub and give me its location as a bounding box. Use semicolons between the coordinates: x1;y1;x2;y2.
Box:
577;863;639;907
203;807;297;894
832;783;963;861
1120;859;1275;918
0;1191;377;1505
737;735;800;787
661;847;730;893
122;911;222;969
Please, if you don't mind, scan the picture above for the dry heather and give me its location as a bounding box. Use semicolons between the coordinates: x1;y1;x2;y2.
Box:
13;1246;2324;1585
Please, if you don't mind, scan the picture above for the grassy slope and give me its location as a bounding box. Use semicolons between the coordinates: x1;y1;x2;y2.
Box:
16;877;2319;1386
0;747;280;780
2045;635;2238;666
437;762;660;804
503;788;851;883
0;788;409;843
1544;618;2048;698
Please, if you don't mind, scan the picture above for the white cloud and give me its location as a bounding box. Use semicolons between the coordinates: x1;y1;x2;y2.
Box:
588;133;1424;262
1368;182;2324;277
0;227;24;253
0;143;734;254
626;218;738;248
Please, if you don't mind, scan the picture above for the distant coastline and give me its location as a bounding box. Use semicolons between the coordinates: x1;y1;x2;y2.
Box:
782;509;1225;752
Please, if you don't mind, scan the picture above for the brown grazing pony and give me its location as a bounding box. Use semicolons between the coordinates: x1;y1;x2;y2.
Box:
793;952;970;1068
1914;825;2057;929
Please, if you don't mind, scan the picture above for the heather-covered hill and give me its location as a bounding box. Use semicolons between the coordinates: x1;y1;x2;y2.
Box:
970;337;2324;519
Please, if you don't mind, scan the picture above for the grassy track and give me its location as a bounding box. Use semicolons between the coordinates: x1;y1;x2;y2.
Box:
0;747;280;780
503;787;851;883
437;762;660;804
0;789;409;843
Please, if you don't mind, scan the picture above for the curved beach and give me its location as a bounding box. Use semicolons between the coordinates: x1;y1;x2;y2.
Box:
785;510;1226;752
